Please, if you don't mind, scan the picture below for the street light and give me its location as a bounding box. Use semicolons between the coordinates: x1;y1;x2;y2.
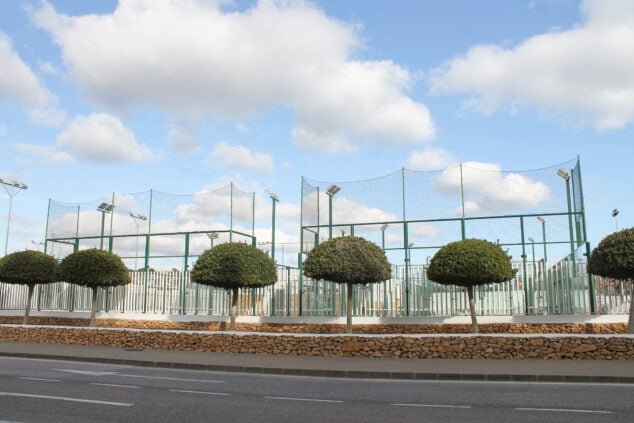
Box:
207;232;219;248
612;208;619;231
0;177;28;256
326;184;341;240
265;189;279;263
97;202;114;250
536;216;548;263
129;212;147;270
30;240;43;251
380;223;389;250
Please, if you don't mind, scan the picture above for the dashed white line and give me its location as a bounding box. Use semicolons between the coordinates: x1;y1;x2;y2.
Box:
116;374;224;383
392;403;471;409
516;407;612;414
265;396;343;403
0;392;133;407
18;377;59;382
170;389;231;396
91;383;141;389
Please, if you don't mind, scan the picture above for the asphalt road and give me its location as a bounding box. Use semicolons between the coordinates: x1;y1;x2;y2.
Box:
0;356;632;423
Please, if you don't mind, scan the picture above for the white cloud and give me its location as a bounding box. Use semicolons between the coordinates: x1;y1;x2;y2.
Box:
406;146;456;170
29;107;68;127
166;122;200;154
430;0;634;129
0;32;53;106
34;0;435;153
209;142;274;173
57;113;152;163
435;161;551;213
14;143;73;165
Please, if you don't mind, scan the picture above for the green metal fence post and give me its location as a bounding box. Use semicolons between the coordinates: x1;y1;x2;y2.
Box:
298;253;303;316
404;222;410;317
575;157;596;314
230;182;234;243
460;163;466;239
143;189;153;314
520;216;529;314
182;232;190;315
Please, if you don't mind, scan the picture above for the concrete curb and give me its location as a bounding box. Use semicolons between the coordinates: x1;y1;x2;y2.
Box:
2;351;633;384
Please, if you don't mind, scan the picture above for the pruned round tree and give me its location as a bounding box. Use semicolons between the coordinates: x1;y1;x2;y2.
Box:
59;249;129;326
303;236;391;334
191;243;277;331
427;239;516;333
588;228;634;333
0;250;59;324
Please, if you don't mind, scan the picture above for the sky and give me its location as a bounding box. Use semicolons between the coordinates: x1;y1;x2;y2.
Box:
0;0;632;268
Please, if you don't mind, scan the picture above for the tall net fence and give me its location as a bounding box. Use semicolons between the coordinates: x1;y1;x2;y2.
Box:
45;183;255;271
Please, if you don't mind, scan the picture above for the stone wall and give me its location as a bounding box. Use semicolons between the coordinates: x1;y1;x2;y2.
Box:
0;316;626;334
1;326;632;360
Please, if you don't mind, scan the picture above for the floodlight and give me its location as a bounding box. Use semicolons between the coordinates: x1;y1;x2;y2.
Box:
97;202;114;213
528;237;534;243
612;208;619;218
381;223;389;231
326;184;341;196
207;232;219;240
265;189;279;201
557;168;570;180
129;212;147;221
408;242;414;248
537;216;545;224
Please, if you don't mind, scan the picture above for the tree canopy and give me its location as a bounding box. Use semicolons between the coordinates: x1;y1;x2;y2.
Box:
59;249;129;288
0;250;59;286
191;242;277;290
427;239;516;287
303;236;391;285
588;228;634;280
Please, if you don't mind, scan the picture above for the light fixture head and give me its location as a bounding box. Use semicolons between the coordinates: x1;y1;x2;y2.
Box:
207;232;219;240
381;223;389;231
129;212;147;221
528;237;535;243
97;202;114;213
265;189;279;201
408;242;414;248
537;216;545;224
326;184;341;196
612;208;619;217
557;168;570;180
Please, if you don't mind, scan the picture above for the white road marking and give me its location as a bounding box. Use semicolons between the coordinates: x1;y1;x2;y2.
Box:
265;396;343;403
18;377;59;382
515;407;612;414
0;392;133;407
53;369;118;376
393;403;471;409
170;389;231;396
116;374;224;383
91;383;141;389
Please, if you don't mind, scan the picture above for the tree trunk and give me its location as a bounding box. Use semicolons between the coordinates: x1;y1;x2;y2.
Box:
230;287;239;331
627;280;634;333
346;282;353;334
23;284;35;325
90;287;98;327
467;286;479;334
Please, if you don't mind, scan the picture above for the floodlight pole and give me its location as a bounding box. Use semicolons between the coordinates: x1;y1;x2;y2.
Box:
130;212;148;270
612;209;619;231
1;178;28;256
558;169;576;277
207;232;218;248
97;203;114;251
537;216;548;309
266;190;279;263
381;224;388;250
326;185;340;240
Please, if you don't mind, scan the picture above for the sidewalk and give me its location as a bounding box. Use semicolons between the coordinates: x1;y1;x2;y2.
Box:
1;341;633;384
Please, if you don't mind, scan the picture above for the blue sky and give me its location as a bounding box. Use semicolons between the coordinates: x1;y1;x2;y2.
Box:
0;0;632;267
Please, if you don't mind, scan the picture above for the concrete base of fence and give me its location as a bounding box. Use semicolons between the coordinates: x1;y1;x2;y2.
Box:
1;324;633;360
